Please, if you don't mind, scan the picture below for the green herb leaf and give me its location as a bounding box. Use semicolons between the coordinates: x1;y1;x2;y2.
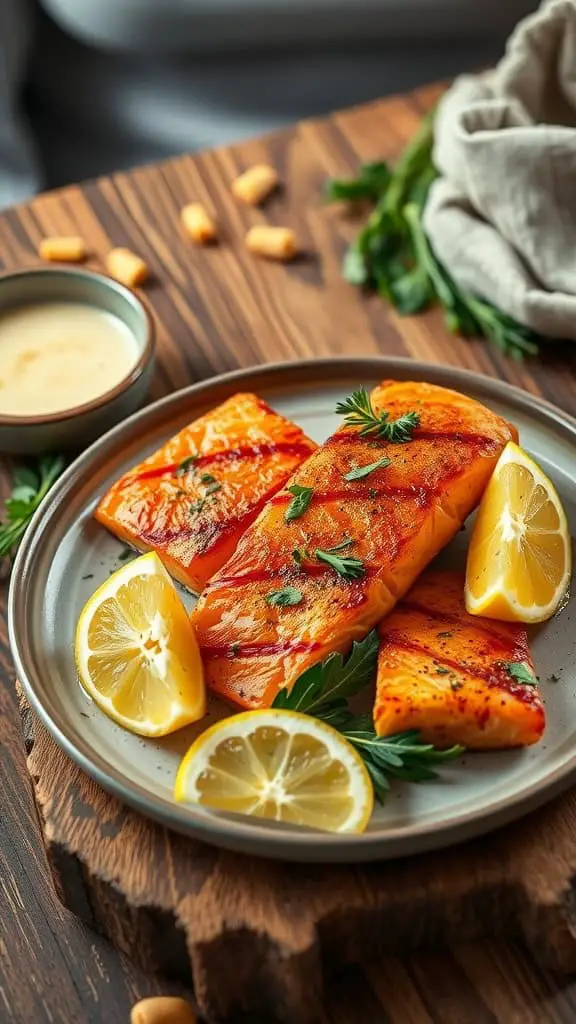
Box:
176;455;197;476
342;245;369;286
315;713;464;803
325;161;392;203
266;586;303;607
200;473;216;483
381;411;421;443
205;481;222;496
13;466;39;491
435;667;450;675
285;484;314;523
315;540;365;580
344;456;392;481
391;263;433;315
189;499;206;514
10;484;37;503
504;662;539;687
272;630;380;714
0;454;65;562
335;388;420;442
292;547;309;567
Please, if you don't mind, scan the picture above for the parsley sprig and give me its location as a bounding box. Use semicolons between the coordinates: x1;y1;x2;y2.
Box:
325;111;542;360
0;455;65;560
285;484;313;522
336;387;420;442
315;539;365;579
266;586;303;607
273;632;463;802
344;456;391;481
504;662;539;687
293;538;365;580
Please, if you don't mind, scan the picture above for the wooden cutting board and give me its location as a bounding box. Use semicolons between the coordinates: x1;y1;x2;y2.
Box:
6;82;576;1024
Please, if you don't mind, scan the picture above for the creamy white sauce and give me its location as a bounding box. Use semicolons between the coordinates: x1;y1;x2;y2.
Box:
0;301;139;416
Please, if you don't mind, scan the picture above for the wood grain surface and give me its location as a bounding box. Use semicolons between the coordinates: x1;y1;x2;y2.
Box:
3;82;576;1023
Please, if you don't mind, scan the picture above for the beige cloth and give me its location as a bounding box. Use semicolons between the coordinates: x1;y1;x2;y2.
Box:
423;0;576;339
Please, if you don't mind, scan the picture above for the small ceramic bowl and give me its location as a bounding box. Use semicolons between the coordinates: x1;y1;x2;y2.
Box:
0;267;155;455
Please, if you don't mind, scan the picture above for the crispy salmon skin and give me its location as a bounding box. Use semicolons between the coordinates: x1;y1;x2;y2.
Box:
95;392;316;593
192;381;517;709
375;570;545;748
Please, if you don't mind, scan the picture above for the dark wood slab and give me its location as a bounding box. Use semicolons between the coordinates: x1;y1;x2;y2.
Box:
5;82;576;1023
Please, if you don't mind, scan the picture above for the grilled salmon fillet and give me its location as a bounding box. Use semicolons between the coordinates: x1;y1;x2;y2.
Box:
375;570;545;748
95;392;316;593
192;381;517;709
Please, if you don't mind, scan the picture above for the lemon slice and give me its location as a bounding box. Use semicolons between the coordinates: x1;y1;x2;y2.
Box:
75;552;205;736
465;442;571;623
174;709;373;833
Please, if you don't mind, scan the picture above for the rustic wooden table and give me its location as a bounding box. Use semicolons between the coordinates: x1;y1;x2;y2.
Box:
2;82;576;1024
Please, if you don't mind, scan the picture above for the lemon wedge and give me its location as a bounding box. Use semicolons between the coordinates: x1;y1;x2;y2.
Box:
75;552;205;736
465;442;571;623
174;709;373;833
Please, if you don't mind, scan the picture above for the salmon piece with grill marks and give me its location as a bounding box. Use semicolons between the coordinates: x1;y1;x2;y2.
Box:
375;570;545;748
191;381;517;709
95;393;316;593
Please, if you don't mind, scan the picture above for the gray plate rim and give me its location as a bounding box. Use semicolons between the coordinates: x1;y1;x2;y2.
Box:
9;356;576;863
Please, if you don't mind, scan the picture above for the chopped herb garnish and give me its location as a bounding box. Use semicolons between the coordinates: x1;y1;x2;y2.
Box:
504;662;539;686
285;484;314;522
189;499;206;514
200;473;216;483
368;488;378;499
118;546;134;561
266;586;303;607
450;680;463;692
176;455;197;476
335;388;420;442
435;667;450;675
315;539;365;580
437;631;454;639
81;573;94;580
344;456;392;481
230;642;240;657
292;547;310;567
205;481;222;496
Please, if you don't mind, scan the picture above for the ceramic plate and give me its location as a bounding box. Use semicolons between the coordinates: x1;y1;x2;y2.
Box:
9;358;576;862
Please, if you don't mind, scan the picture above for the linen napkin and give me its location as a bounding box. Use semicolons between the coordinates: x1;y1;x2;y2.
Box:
423;0;576;339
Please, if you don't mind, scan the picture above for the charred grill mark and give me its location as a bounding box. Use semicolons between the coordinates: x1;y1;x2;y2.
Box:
412;429;502;449
327;428;501;450
396;600;522;652
130;440;314;484
270;483;433;507
379;633;540;705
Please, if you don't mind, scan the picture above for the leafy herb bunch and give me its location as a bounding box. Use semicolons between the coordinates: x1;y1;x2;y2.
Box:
0;455;65;561
273;631;462;801
325;113;541;360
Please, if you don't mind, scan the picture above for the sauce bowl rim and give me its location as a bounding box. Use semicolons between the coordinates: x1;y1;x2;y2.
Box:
0;266;155;426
